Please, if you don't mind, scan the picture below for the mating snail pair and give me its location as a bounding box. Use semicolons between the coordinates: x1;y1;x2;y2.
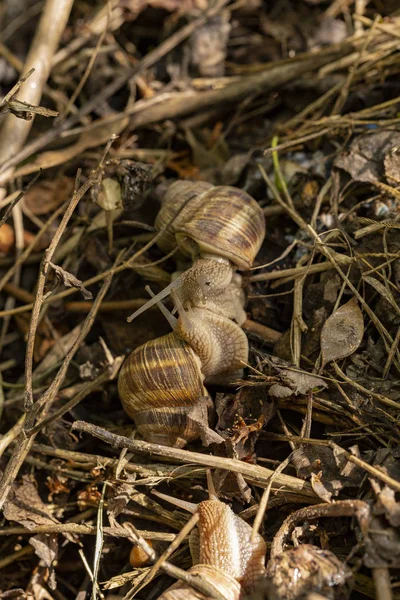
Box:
118;180;266;448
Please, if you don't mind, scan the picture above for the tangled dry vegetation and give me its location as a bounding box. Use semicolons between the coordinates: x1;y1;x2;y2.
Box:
0;1;399;599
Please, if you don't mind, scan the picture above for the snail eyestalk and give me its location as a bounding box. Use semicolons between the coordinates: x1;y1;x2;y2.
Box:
126;277;182;323
145;285;177;329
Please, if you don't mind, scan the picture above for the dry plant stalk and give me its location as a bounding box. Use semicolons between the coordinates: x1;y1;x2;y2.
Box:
0;0;74;169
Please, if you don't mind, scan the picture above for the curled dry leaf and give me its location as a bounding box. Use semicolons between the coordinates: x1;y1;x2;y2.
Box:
320;297;364;371
334;130;400;185
49;262;93;300
267;357;327;398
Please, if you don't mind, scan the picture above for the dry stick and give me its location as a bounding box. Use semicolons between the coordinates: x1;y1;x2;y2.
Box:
291;253;310;366
0;0;74;166
249;261;344;283
383;327;400;379
0;523;175;541
0;0;231;182
263;128;331;157
372;568;393;600
23;173;97;412
331;15;378;115
30;443;204;479
242;319;281;345
64;298;155;313
131;513;200;599
0;171;41;228
72;421;317;500
251;453;293;544
269;499;371;559
60;8;108;120
355;14;400;40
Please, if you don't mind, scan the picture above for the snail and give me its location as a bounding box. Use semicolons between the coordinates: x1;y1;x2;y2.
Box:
118;294;249;448
155;471;266;599
118;181;265;447
127;181;265;325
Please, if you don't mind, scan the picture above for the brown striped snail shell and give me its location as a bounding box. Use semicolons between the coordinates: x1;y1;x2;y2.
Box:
155;180;214;256
118;332;208;448
155;181;266;270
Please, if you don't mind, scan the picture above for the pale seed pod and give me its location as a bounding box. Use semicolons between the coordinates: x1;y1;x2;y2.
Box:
130;540;153;568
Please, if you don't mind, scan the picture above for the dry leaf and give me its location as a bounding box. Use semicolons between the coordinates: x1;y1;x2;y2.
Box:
24;177;75;215
50;262;93;300
363;275;399;312
267;357;327;397
3;475;59;529
335;130;400;184
320;297;364;370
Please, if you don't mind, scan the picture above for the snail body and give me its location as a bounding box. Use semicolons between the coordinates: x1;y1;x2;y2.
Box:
119;180;265;447
155;474;267;599
192;498;266;591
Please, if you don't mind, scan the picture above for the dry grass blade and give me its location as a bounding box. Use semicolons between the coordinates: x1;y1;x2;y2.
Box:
72;421;317;500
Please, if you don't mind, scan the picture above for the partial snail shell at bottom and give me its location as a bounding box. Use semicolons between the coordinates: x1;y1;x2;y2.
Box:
191;498;266;593
262;544;353;600
158;564;241;600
